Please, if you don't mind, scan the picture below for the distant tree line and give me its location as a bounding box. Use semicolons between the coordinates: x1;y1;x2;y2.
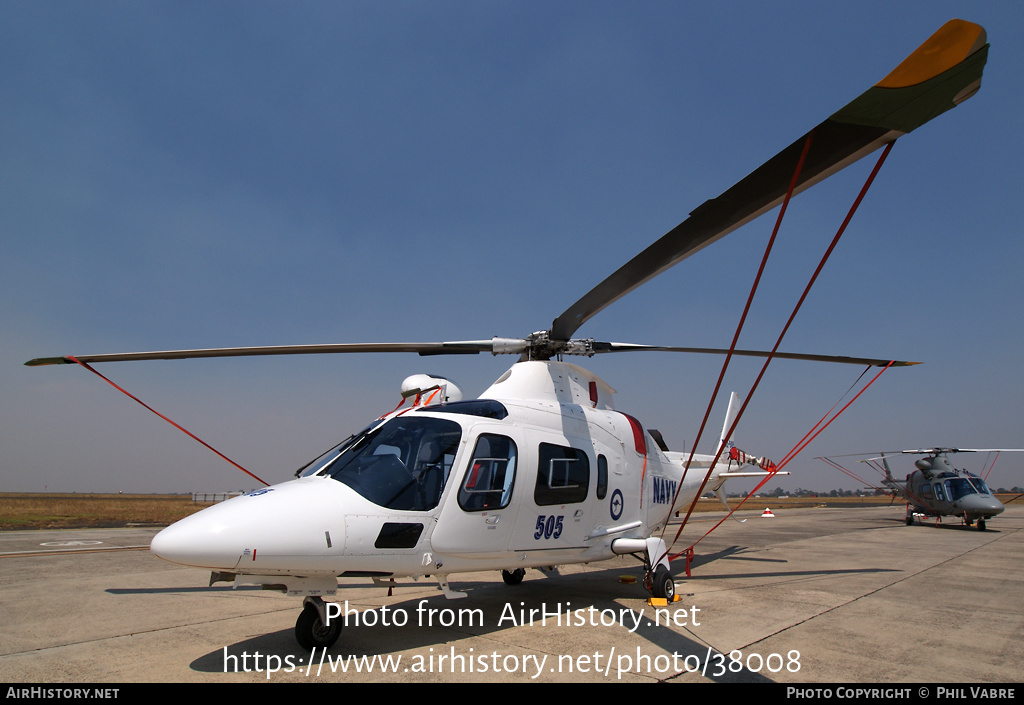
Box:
724;486;1024;498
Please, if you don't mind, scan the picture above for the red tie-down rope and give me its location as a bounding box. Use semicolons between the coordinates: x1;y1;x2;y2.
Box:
670;361;895;575
820;455;876;490
821;456;896;498
665;130;818;542
67;356;270;487
982;452;1001;482
660;139;897;573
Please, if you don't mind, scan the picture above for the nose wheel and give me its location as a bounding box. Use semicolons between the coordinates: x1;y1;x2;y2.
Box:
295;597;342;650
501;568;526;585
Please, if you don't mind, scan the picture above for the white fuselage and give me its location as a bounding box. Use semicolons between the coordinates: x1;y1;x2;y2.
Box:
150;361;726;591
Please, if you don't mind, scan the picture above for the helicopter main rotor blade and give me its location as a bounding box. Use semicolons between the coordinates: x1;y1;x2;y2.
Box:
26;338;913;367
591;342;919;368
24;339;531;366
25;22;988;373
549;20;988;342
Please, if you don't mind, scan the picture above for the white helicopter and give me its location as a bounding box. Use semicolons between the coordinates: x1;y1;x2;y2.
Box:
26;20;988;650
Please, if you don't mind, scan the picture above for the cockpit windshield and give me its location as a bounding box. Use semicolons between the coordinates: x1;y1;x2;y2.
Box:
313;417;462;511
945;478;981;501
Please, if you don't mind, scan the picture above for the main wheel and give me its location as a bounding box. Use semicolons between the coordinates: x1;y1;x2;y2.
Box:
295;603;342;651
501;568;526;585
651;565;675;600
978;519;987;531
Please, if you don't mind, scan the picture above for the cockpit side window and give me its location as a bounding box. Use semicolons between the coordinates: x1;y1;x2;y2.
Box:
459;434;517;512
968;475;992;495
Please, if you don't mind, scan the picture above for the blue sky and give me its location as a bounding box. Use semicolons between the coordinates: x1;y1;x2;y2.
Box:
3;1;1022;494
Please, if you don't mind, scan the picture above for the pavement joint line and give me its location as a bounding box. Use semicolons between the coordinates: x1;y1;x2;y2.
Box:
0;545;151;558
734;524;1021;654
0;604;300;659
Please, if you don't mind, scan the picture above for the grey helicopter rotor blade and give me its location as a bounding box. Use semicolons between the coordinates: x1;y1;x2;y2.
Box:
548;20;987;343
896;447;1024;455
846;449;1024;463
23;338;531;367
590;342;919;367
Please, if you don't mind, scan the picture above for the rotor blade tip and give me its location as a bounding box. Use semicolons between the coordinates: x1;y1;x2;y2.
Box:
876;19;987;90
25;356;73;367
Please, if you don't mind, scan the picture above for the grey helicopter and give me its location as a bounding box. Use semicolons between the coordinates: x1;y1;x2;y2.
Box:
876;449;1019;531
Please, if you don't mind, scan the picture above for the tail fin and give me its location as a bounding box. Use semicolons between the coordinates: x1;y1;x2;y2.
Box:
712;391;779;478
881;453;895;482
713;485;747;523
716;392;742;456
709;392;785;504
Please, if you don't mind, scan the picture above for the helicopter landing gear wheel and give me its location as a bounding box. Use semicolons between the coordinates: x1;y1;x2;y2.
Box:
905;507;915;526
650;565;675;601
501;568;525;585
295;600;342;651
978;519;987;531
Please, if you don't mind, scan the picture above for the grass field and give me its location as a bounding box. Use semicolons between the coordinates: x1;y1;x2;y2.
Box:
0;492;914;531
0;493;205;531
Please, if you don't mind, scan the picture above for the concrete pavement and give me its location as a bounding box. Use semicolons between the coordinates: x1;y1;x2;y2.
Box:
1;504;1021;683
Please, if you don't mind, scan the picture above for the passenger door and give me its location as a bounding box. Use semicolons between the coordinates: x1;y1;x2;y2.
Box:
511;436;594;551
430;429;522;559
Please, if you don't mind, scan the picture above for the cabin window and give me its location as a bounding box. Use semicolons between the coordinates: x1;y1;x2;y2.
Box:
535;443;590;506
933;483;945;501
459;434;517;512
597;455;608;500
920;483;933;499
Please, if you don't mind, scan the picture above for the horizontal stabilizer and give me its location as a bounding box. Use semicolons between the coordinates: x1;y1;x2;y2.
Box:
717;471;791;479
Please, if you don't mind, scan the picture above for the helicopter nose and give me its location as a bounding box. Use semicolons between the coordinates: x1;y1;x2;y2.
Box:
960;494;1005;517
150;479;346;571
150;510;244;570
